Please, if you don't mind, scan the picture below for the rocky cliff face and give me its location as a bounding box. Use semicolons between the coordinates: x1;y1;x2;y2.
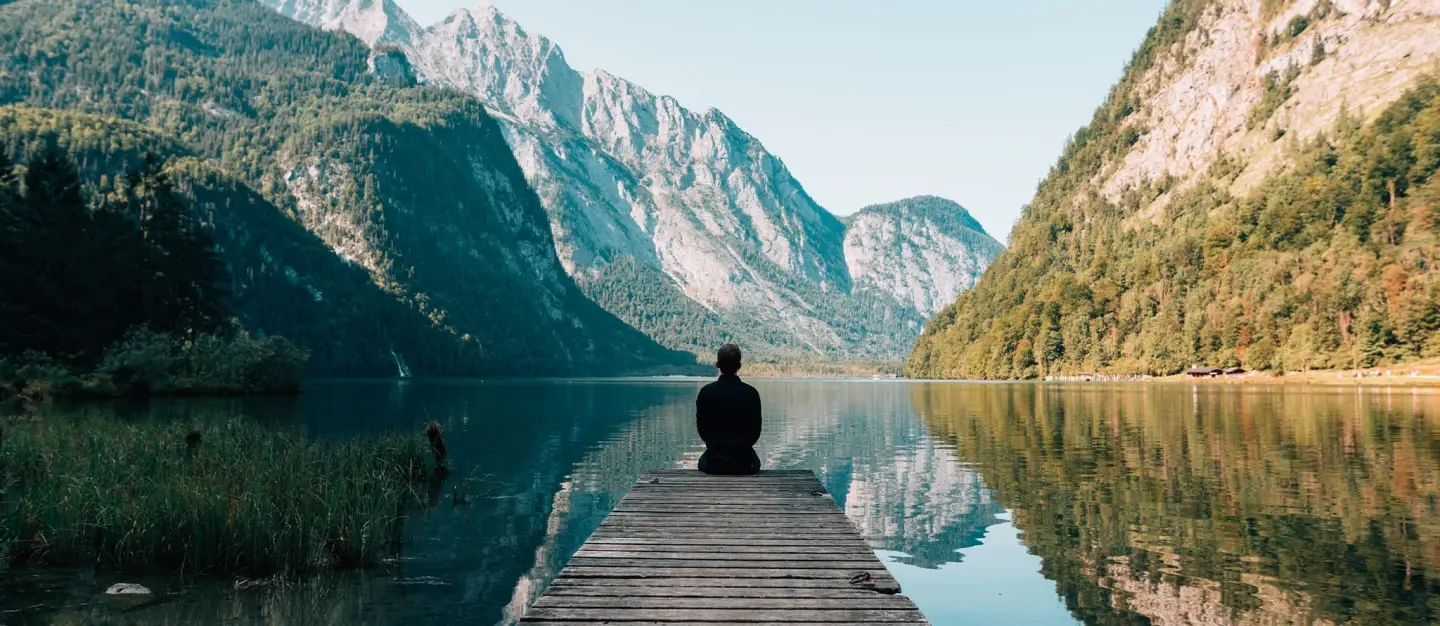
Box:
263;0;419;46
259;0;1003;360
844;197;1005;316
1103;0;1440;215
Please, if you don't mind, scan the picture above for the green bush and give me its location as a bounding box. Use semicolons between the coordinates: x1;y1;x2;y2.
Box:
182;332;309;395
1286;15;1310;38
0;353;82;401
97;329;182;392
94;329;310;396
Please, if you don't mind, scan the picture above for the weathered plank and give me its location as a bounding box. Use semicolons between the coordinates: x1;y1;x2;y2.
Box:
597;518;859;525
532;596;920;609
575;547;879;556
522;623;921;626
519;470;927;624
541;586;890;598
556;566;897;579
583;538;876;548
522;608;925;622
573;552;875;564
546;577;889;589
565;558;888;569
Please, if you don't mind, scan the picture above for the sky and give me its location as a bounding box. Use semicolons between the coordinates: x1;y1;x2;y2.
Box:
393;0;1168;241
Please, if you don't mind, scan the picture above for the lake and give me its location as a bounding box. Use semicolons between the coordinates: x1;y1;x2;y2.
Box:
3;379;1438;625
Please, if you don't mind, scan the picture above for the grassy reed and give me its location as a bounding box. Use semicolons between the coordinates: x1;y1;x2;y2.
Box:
0;416;428;575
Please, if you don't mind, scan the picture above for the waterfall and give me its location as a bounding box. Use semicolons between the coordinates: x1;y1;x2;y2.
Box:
390;349;413;379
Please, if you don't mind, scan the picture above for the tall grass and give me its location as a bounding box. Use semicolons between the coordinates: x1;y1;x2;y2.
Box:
0;416;428;575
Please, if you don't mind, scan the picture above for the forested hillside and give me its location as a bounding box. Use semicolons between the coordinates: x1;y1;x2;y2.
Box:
0;0;690;376
910;0;1440;379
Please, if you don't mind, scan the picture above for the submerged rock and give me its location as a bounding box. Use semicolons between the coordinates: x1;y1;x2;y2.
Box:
104;583;152;596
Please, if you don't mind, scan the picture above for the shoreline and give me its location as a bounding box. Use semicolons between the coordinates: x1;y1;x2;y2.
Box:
1157;371;1440;386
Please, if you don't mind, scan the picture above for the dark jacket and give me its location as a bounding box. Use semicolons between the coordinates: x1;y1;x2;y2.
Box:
695;374;762;475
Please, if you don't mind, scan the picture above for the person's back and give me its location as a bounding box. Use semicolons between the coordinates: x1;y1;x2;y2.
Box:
696;344;761;475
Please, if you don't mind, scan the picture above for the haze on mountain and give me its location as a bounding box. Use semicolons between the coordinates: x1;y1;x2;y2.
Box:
910;0;1440;379
259;0;1006;362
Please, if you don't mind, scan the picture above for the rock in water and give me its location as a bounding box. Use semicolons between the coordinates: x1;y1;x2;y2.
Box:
105;583;152;596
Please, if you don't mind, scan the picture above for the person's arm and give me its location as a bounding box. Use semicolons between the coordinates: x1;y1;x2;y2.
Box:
696;389;715;444
742;388;762;447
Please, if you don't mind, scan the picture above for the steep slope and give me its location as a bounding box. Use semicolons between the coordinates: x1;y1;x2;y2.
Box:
259;0;1003;361
0;0;689;376
844;196;1005;316
911;0;1440;379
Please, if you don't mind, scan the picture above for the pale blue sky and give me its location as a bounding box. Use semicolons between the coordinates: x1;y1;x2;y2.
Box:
394;0;1167;240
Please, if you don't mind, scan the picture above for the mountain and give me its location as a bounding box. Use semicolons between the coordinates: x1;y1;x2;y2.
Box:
264;0;420;46
910;0;1440;379
0;0;691;376
258;0;1005;360
844;196;1006;316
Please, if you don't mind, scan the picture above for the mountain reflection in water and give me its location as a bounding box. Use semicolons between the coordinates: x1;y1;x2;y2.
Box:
3;380;1437;625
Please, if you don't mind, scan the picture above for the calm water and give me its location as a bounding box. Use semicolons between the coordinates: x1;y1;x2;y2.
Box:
4;380;1439;625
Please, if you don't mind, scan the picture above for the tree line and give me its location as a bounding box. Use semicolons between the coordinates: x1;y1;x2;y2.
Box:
0;147;305;396
0;149;224;360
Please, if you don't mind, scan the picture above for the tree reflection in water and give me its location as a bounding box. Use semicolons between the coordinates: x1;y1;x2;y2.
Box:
913;383;1440;625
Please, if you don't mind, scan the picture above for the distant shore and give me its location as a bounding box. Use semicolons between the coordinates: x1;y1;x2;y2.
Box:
1161;370;1440;386
1042;359;1440;386
743;360;903;379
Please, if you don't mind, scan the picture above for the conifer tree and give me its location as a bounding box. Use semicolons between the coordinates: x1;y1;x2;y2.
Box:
128;155;227;337
12;147;94;358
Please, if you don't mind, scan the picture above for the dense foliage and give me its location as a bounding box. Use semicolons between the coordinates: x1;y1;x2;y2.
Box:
0;144;308;397
0;149;224;359
909;0;1440;378
0;0;688;376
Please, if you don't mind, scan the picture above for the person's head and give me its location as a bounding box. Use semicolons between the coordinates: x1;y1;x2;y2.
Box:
716;344;742;376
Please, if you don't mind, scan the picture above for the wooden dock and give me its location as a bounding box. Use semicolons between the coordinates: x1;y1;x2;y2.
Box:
520;469;929;624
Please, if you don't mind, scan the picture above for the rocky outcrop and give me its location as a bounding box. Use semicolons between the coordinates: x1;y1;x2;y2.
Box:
368;46;416;87
262;0;419;47
844;197;1004;316
1100;0;1440;216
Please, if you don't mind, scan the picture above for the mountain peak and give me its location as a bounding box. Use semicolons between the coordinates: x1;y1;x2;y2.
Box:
844;196;1004;317
852;196;988;237
258;0;421;46
473;3;506;22
443;3;505;28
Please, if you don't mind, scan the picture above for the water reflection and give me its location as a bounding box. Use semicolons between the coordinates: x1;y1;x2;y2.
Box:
913;383;1440;625
7;380;1437;625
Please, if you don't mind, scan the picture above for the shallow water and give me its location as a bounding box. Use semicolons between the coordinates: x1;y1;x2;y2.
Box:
4;380;1439;625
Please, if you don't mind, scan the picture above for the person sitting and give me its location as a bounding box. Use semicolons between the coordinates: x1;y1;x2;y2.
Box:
695;343;762;475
